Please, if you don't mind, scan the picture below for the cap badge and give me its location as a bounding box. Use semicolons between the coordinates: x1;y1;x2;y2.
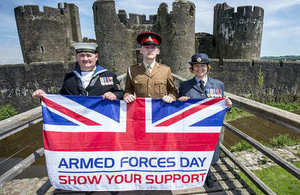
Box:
197;57;202;63
147;36;153;42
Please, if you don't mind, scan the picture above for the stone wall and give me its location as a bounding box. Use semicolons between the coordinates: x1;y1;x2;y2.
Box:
213;3;264;59
195;32;216;58
0;62;75;112
14;3;82;64
1;59;299;113
209;59;300;101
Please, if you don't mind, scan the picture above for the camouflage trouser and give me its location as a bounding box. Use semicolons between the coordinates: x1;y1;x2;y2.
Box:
211;126;224;165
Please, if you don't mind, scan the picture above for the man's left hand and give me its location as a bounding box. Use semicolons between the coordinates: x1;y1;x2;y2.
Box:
225;96;232;107
103;92;117;101
162;95;175;103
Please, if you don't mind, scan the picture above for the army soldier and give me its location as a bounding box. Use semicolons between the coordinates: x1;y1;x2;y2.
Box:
178;53;232;187
32;42;123;100
123;32;177;103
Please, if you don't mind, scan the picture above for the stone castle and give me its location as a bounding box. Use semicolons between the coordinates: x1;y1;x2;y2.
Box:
14;0;264;76
14;3;82;64
4;0;298;113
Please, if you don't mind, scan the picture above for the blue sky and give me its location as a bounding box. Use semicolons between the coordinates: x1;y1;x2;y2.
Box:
1;0;300;64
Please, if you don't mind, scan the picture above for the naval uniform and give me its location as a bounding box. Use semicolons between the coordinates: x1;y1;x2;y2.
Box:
179;76;224;165
124;63;178;99
59;64;123;98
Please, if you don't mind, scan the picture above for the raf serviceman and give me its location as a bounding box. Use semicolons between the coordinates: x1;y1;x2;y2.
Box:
32;42;123;100
123;32;177;103
178;53;232;187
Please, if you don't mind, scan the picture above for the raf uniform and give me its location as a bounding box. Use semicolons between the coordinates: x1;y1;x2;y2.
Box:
178;77;224;99
60;42;123;98
179;53;224;99
179;53;225;187
124;32;177;99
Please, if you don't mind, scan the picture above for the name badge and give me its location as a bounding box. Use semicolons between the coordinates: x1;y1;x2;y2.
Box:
100;77;113;86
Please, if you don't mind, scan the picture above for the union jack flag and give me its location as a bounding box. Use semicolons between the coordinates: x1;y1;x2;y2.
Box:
41;95;227;191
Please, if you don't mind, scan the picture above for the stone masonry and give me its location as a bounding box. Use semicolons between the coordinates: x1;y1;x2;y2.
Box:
213;3;264;59
14;3;82;64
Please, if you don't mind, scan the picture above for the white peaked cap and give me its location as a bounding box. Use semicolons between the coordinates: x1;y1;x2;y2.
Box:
72;42;98;53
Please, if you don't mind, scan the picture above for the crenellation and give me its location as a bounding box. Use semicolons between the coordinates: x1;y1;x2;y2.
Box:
23;5;40;16
237;6;253;17
58;3;62;9
149;15;157;23
44;6;63;17
213;2;264;59
254;6;264;17
223;7;234;18
14;3;81;64
118;10;128;24
128;14;145;25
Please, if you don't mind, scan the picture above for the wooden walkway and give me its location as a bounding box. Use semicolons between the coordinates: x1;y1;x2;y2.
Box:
173;157;255;195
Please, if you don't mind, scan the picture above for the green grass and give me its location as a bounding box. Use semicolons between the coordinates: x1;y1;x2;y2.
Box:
230;140;253;152
230;135;300;152
225;107;253;121
239;162;300;195
224;102;299;122
0;104;18;120
268;134;300;148
266;101;300;112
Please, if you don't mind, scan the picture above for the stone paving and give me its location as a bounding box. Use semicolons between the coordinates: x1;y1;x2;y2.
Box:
231;145;300;170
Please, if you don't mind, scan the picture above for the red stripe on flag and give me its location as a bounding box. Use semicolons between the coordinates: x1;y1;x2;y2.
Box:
42;97;101;126
43;130;220;151
156;98;224;127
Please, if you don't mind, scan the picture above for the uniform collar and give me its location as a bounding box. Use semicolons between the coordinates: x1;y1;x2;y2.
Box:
194;75;208;86
143;61;156;69
74;64;107;78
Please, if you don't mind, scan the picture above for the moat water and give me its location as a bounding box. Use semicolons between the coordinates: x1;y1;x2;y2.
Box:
1;110;300;179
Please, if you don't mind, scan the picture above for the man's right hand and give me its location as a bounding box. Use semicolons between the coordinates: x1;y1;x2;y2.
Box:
123;94;136;103
32;89;46;99
178;96;190;102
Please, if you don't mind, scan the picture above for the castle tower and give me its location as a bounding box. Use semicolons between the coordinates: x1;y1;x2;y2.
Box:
93;0;134;74
213;3;264;59
195;32;217;58
158;0;195;76
93;0;158;74
14;3;82;64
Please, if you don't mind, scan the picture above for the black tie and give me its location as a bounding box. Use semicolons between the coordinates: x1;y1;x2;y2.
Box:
200;80;205;90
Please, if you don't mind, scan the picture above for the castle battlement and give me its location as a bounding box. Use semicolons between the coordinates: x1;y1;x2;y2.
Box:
215;3;263;19
117;9;157;27
237;6;263;18
14;5;40;17
15;3;79;19
14;5;64;18
14;3;81;64
213;3;264;60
